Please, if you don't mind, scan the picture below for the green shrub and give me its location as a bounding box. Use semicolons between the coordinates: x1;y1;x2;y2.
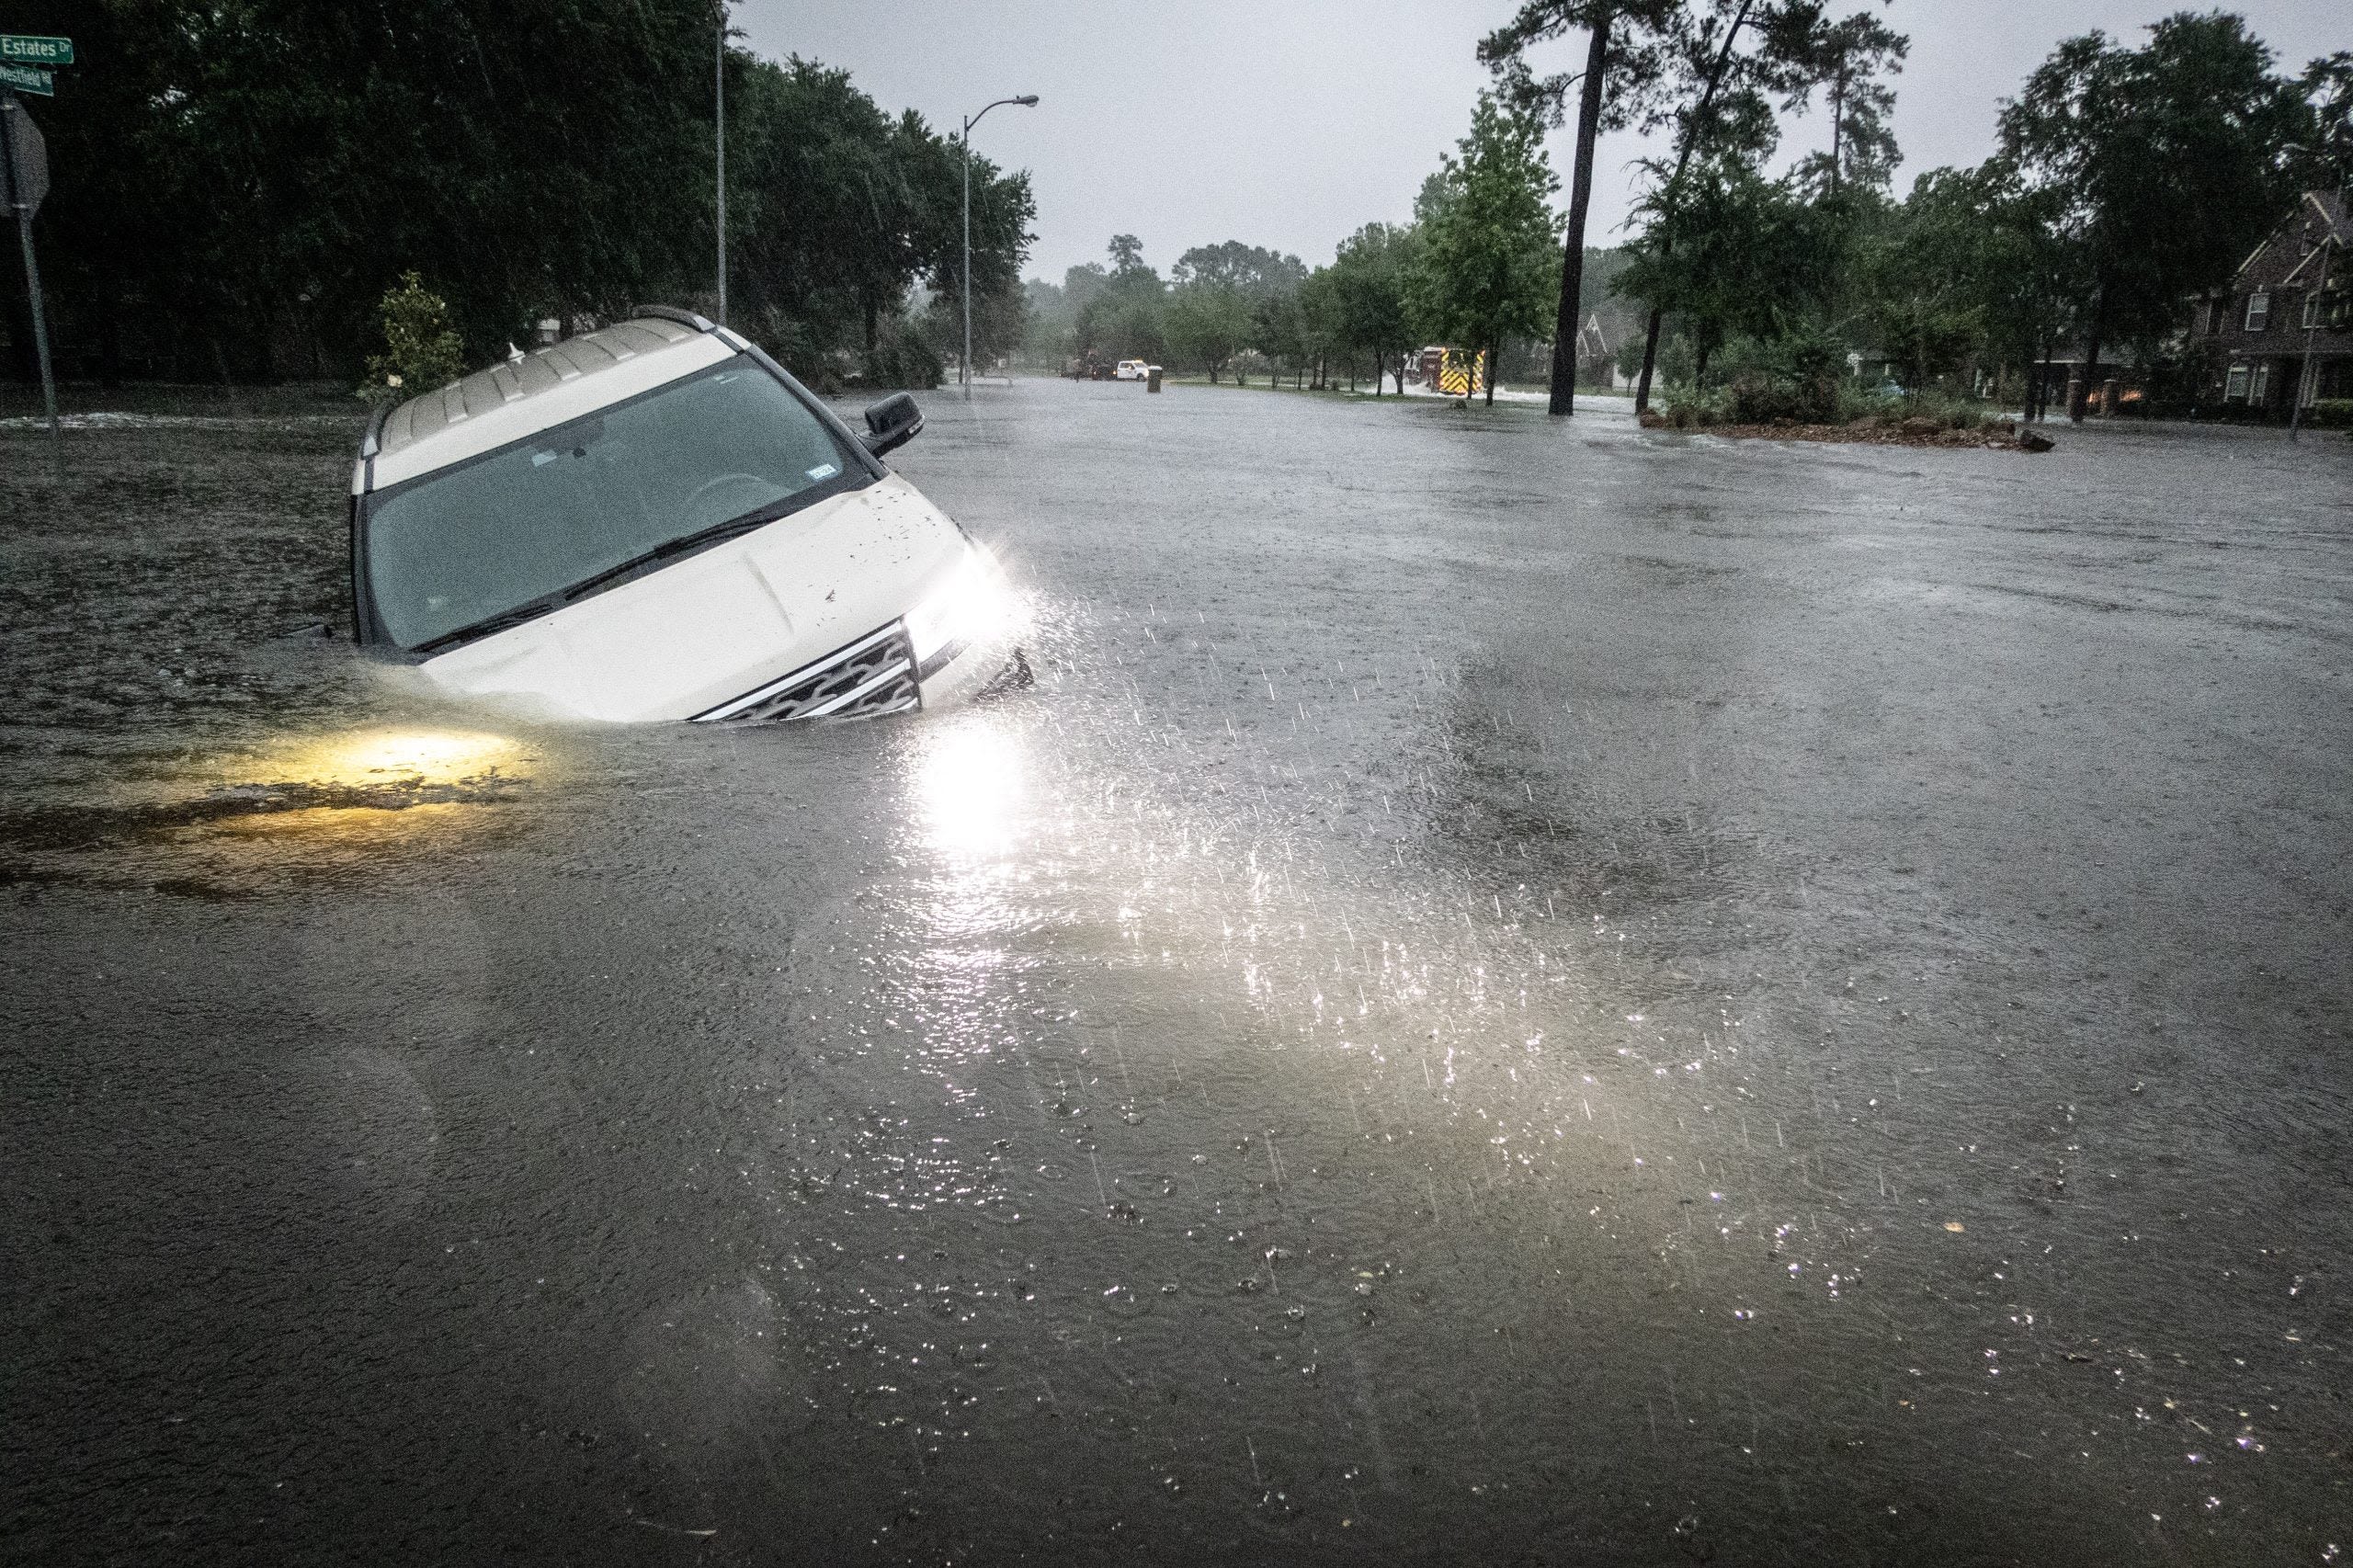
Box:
1659;384;1726;427
1711;324;1841;423
2308;398;2353;429
358;272;464;407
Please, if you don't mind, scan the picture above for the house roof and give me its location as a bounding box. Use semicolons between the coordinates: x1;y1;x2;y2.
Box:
2311;187;2350;246
2234;189;2350;282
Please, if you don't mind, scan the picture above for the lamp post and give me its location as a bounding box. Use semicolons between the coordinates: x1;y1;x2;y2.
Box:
961;95;1038;399
2288;235;2332;444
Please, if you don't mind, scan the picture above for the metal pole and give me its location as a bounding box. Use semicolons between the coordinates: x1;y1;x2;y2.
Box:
955;97;1033;400
14;208;54;437
2290;239;2329;444
714;7;726;327
961;118;972;400
0;93;57;439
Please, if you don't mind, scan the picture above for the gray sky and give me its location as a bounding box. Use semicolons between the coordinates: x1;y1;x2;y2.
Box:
735;2;2346;284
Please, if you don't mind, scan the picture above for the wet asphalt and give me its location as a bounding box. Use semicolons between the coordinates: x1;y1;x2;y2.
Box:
3;379;2350;1566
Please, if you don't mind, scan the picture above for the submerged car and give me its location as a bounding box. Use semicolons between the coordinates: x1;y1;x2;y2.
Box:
348;307;1019;723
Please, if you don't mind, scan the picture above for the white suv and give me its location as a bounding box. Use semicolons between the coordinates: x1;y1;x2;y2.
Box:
349;308;1019;723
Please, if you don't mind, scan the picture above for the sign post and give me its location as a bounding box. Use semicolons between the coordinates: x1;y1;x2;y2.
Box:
0;36;68;437
1;92;57;437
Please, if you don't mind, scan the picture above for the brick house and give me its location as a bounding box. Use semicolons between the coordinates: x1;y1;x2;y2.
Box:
2200;188;2349;415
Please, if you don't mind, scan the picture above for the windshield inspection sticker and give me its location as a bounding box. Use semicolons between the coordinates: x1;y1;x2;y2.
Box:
807;462;839;481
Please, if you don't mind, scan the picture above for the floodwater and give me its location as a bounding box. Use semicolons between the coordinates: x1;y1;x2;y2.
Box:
4;380;2349;1565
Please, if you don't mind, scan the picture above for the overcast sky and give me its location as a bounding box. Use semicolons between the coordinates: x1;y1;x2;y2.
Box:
734;2;2345;284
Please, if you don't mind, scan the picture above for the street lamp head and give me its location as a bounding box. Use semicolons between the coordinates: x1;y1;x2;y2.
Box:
1014;95;1040;107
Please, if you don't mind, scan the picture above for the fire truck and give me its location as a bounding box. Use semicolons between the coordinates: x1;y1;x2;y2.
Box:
1417;346;1486;396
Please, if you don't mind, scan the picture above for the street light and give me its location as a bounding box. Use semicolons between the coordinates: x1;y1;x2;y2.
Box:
2279;143;2341;445
961;95;1039;399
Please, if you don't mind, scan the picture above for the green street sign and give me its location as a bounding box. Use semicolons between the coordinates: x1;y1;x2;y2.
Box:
0;37;74;67
0;62;52;96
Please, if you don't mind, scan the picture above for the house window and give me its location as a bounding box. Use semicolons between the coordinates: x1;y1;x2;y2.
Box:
2251;362;2271;402
2225;365;2249;401
2245;292;2270;331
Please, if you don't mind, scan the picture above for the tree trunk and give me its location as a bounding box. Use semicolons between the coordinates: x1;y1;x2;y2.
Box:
1635;309;1665;413
1549;19;1611;417
1828;78;1844;199
2073;295;2105;424
1484;344;1496;406
1694;339;1711;387
1632;0;1757;409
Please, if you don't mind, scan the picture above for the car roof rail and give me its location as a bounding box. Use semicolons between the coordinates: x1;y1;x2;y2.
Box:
631;303;716;333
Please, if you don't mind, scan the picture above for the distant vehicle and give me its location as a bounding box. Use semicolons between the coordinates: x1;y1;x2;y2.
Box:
1114;359;1150;381
348;308;1020;724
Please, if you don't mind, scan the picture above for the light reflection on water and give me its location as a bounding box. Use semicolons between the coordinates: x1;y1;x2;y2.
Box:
253;726;529;790
914;718;1026;863
883;661;1666;1210
0;723;545;898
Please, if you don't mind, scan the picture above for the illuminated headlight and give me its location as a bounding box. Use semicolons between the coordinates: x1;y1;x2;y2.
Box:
904;548;1011;672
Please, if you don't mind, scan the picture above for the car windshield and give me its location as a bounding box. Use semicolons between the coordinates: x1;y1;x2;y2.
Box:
363;358;860;651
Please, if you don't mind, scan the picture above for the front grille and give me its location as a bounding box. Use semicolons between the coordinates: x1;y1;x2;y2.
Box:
691;622;920;724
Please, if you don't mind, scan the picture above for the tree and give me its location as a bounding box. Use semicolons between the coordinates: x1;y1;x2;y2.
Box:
1786;10;1907;199
1074;235;1167;363
1855;162;2071;412
2291;51;2353;194
1165;242;1303;381
727;59;1029;381
1164;278;1251;380
1615;0;1892;410
1323;222;1423;395
4;4;1033;387
1409;94;1562;405
1615;155;1835;384
1482;0;1687;415
1999;13;2308;419
1250;285;1310;388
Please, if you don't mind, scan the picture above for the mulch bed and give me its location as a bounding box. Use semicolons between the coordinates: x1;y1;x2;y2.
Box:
1638;412;2052;450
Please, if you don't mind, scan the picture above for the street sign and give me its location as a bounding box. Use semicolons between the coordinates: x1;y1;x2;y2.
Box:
2;95;46;216
0;62;53;96
0;36;74;67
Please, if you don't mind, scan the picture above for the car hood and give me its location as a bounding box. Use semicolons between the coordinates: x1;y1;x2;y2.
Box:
412;472;968;722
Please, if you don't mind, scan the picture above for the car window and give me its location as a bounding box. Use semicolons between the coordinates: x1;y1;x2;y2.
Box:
364;358;860;651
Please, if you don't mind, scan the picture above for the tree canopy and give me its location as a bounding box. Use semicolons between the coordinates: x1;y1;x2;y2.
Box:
3;1;1034;389
1997;11;2310;376
1409;94;1562;403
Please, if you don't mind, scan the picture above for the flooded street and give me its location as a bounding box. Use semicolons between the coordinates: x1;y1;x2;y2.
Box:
5;381;2350;1564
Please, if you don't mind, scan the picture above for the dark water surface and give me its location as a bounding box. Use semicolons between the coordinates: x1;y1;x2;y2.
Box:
4;383;2350;1565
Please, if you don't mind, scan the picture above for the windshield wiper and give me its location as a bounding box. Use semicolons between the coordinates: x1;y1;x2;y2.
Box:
559;507;788;605
413;597;559;654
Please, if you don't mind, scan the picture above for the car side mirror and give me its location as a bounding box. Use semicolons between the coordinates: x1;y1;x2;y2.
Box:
861;392;923;458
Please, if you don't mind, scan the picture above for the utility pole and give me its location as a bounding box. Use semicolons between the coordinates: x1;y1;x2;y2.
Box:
714;6;726;326
960;95;1038;399
2289;235;2331;444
